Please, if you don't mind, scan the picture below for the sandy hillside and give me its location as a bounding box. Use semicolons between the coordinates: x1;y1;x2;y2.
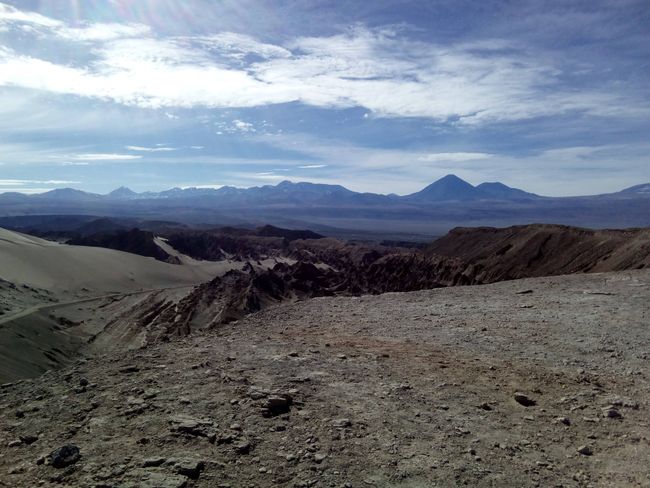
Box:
0;227;237;297
0;270;647;487
0;227;253;382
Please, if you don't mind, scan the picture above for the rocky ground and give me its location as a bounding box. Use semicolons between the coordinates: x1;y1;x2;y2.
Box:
1;270;648;487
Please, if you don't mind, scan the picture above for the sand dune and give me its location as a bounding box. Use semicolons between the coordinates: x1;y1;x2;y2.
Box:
0;227;237;296
0;227;248;382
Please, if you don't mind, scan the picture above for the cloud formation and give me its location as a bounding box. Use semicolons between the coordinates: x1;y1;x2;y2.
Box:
0;3;646;124
69;153;142;161
126;145;176;152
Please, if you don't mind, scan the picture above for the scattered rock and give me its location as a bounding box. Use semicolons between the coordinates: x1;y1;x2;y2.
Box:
170;415;213;437
556;417;571;426
119;365;139;374
314;453;327;463
332;418;352;428
514;392;536;407
19;434;38;445
142;457;166;468
49;444;81;468
235;441;251;455
603;408;622;419
577;445;593;456
261;393;292;417
7;440;21;448
175;460;205;479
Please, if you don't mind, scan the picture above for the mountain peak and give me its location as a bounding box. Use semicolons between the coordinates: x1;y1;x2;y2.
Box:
406;174;478;201
108;186;137;198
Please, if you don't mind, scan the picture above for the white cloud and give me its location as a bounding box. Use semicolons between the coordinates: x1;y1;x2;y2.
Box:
214;119;257;134
189;32;291;60
298;164;328;169
0;2;61;27
0;7;645;123
417;152;493;162
0;179;80;185
233;119;255;132
70;153;142;161
57;23;150;41
0;187;51;194
61;161;90;166
125;145;176;152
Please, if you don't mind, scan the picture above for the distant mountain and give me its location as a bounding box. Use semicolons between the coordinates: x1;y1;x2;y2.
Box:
405;174;479;202
618;183;650;196
1;176;648;235
34;188;101;200
475;182;539;200
107;187;138;199
404;175;538;202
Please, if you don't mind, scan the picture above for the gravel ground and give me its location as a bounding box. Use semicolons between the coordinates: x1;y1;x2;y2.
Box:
0;270;648;487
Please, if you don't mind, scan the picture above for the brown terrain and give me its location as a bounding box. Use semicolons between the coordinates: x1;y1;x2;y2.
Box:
428;224;650;282
0;223;649;487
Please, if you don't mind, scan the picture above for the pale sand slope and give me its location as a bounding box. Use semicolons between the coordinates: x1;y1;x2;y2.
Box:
0;227;238;296
0;227;247;382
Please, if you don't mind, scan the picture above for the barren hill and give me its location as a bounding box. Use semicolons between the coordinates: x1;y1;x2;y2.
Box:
428;224;650;282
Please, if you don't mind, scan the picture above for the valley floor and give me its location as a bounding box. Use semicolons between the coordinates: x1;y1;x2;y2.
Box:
1;270;649;487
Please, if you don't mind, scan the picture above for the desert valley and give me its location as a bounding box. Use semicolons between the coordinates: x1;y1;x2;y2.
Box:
0;210;649;487
1;1;650;486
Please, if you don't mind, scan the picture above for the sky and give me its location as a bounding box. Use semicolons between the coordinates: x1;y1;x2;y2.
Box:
0;0;648;196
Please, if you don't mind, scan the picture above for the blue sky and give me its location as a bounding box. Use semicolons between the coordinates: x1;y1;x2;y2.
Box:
0;0;648;196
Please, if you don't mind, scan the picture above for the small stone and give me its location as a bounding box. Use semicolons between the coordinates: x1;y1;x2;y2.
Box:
49;444;81;468
235;441;251;455
514;392;536;407
142;457;166;467
119;365;139;374
337;354;347;360
20;434;38;445
229;423;242;431
314;453;327;463
478;402;492;411
288;351;299;357
603;408;622;419
556;417;571;426
261;394;292;417
577;445;593;456
8;440;21;447
175;460;205;479
249;388;268;400
79;377;89;387
332;418;352;428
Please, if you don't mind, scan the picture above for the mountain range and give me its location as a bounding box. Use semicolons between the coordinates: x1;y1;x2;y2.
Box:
1;174;648;237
